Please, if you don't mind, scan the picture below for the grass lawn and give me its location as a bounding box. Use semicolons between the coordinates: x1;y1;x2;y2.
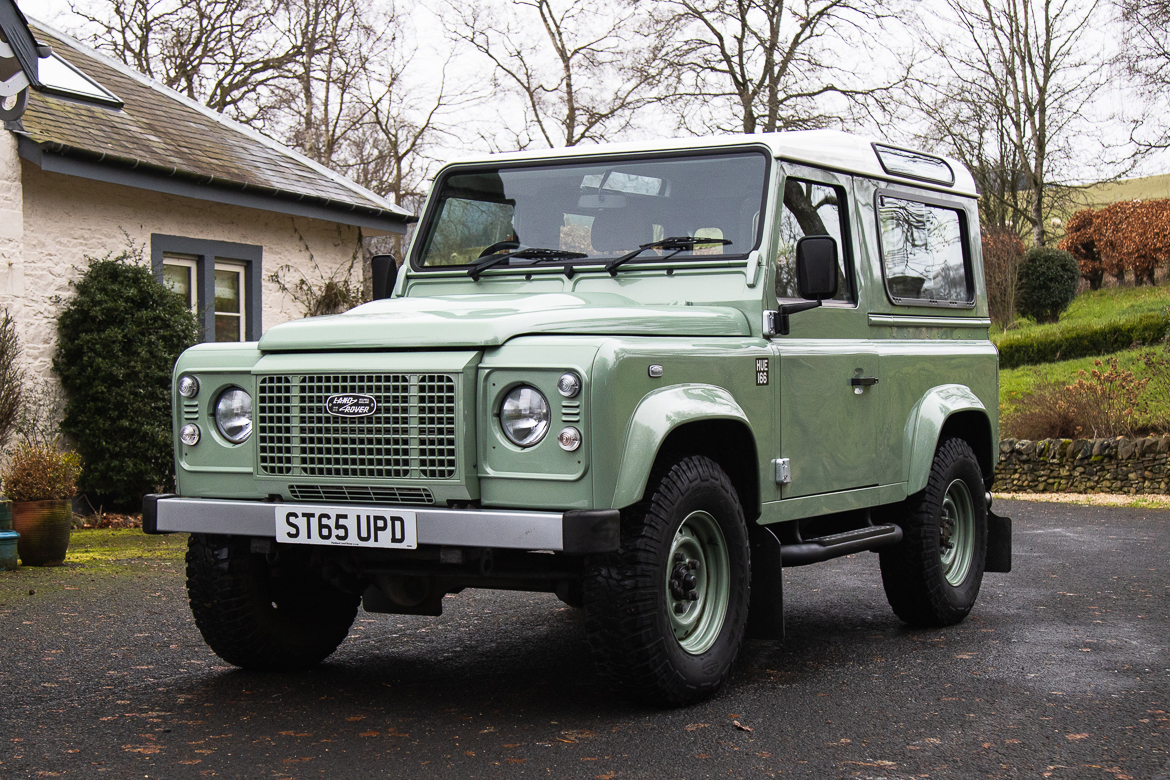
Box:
0;529;188;600
993;283;1170;342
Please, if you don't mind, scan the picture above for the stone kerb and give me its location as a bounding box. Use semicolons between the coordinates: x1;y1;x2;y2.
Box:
995;436;1170;494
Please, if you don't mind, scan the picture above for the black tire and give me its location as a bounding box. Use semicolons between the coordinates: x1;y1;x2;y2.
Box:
879;438;988;627
583;455;750;707
186;534;360;670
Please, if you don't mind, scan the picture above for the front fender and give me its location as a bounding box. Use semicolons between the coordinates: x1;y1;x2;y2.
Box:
903;384;989;494
609;384;751;509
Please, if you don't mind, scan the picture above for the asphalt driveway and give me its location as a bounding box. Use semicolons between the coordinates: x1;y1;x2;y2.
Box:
0;498;1167;779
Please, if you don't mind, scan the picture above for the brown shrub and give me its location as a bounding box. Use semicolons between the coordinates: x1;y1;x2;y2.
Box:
1;442;82;502
982;228;1025;326
1001;382;1083;440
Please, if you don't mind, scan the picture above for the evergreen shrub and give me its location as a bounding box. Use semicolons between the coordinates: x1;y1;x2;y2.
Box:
1015;247;1080;324
53;247;198;509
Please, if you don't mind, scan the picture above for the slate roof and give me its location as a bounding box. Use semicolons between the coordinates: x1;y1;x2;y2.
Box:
11;19;412;230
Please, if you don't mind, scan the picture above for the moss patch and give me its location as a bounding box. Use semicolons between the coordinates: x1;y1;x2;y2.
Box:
0;529;188;600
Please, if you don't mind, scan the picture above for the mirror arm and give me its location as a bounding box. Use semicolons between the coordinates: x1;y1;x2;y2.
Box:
771;299;822;336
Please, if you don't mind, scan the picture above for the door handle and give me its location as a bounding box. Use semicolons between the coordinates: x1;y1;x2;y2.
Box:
850;376;879;387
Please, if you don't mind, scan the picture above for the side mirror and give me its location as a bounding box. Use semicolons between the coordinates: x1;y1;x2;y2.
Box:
371;254;398;301
795;236;839;301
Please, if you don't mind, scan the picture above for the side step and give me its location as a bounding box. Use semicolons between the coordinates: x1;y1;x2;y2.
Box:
780;524;902;567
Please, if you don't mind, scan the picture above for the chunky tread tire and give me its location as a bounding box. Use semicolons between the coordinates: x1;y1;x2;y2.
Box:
186;534;359;670
879;438;988;627
582;455;750;707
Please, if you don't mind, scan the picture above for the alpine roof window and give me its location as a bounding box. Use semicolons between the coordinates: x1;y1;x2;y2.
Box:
872;144;954;186
37;51;122;108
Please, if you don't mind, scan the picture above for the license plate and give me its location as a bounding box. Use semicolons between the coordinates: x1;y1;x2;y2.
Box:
275;505;418;549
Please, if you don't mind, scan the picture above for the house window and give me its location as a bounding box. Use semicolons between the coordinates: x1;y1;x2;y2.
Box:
214;262;245;342
152;235;262;342
162;255;197;309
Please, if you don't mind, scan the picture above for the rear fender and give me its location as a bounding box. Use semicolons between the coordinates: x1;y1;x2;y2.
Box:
904;384;992;494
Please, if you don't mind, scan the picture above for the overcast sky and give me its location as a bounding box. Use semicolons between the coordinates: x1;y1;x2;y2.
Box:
28;0;1170;184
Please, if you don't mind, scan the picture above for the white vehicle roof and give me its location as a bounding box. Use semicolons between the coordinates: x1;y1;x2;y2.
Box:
448;130;978;198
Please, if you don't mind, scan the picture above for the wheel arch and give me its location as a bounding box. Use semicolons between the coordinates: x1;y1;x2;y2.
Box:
607;384;759;518
904;384;995;494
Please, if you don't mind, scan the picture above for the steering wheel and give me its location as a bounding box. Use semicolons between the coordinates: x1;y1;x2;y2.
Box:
478;240;522;258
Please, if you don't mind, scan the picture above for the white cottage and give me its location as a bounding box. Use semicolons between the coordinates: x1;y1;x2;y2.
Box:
0;7;412;388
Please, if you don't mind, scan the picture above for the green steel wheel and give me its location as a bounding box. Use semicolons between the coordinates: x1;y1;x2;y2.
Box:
666;510;730;654
879;438;988;628
583;454;750;707
939;478;975;587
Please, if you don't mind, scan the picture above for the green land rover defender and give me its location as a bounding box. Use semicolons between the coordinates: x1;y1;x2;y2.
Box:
145;131;1011;706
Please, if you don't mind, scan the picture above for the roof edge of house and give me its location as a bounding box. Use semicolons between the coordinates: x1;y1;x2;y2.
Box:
23;14;415;220
16;134;417;232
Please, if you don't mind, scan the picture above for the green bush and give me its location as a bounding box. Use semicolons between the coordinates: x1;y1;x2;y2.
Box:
53;247;198;509
1015;247;1080;324
997;310;1170;369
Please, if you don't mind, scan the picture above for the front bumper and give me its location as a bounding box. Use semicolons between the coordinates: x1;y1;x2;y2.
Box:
142;494;619;554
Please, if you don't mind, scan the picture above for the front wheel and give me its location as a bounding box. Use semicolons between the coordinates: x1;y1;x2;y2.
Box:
186;535;360;670
583;455;750;706
879;438;988;627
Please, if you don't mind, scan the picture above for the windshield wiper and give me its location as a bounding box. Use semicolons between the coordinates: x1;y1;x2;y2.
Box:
605;236;733;276
468;247;588;281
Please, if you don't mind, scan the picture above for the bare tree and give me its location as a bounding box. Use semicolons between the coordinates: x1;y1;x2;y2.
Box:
1118;0;1170;151
647;0;908;135
445;0;665;148
73;0;302;127
911;0;1110;247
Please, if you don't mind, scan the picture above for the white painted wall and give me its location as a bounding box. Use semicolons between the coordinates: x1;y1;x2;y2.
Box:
0;133;23;306
1;162;363;389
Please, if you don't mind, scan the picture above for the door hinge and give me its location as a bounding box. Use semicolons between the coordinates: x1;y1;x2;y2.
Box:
773;458;791;485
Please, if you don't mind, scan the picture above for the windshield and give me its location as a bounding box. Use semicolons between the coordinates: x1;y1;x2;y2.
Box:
414;150;769;270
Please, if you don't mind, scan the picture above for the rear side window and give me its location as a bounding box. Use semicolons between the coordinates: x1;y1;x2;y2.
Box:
878;195;972;305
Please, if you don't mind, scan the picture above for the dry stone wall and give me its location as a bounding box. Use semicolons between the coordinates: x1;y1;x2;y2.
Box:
995;436;1170;494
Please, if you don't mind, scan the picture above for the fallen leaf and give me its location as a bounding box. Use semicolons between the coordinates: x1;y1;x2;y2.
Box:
346;716;365;722
359;731;380;737
1066;733;1090;741
732;721;753;732
506;758;525;764
684;723;709;731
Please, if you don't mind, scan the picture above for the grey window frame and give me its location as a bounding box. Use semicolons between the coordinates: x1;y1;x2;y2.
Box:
151;234;262;341
873;188;975;309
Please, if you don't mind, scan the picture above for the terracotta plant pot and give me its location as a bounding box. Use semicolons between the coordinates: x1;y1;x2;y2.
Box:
12;499;73;566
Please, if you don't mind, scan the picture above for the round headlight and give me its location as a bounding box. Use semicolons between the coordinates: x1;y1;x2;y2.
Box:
178;375;200;398
214;388;253;444
180;424;201;446
500;386;550;447
557;372;581;398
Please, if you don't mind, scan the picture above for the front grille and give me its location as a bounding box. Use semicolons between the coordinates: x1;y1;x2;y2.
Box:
288;484;435;505
258;373;457;480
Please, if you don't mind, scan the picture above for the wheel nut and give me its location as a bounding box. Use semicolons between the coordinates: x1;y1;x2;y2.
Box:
673;552;685;563
688;559;700;570
682;573;697;589
673;603;687;615
687;590;699;601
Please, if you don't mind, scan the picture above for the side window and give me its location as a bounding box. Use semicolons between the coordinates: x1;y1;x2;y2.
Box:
776;178;853;303
878;195;971;305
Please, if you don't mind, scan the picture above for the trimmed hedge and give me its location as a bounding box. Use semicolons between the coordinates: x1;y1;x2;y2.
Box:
997;310;1170;369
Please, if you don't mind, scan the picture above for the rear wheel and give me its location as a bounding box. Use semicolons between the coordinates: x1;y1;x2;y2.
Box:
879;438;988;627
583;455;750;706
186;534;359;670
